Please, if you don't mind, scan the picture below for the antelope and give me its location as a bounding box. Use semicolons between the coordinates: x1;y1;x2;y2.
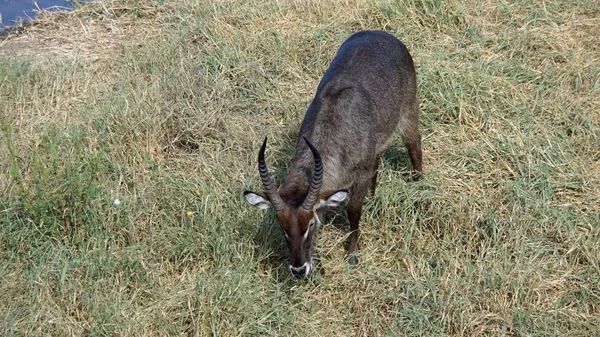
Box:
244;30;422;278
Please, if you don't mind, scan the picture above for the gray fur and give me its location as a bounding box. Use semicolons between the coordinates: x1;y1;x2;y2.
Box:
246;30;422;276
281;30;421;204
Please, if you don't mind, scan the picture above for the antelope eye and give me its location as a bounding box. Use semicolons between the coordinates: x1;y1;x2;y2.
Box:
309;220;316;228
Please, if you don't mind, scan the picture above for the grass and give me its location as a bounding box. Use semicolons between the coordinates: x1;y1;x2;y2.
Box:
1;0;599;335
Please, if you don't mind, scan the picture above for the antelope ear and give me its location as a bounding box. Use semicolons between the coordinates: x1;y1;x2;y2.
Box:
244;191;272;210
317;190;349;209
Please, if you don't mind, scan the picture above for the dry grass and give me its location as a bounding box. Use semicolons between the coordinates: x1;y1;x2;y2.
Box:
1;0;599;336
0;1;170;59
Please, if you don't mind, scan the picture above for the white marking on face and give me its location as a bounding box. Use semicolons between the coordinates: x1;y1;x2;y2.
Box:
289;262;312;278
304;263;312;277
303;217;319;241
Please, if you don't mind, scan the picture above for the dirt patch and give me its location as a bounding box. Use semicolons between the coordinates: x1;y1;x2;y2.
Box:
0;1;172;60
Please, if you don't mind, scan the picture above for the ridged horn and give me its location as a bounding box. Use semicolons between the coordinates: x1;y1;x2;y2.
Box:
258;137;286;212
301;137;323;210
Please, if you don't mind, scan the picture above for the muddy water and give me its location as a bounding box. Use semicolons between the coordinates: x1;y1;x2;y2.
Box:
0;0;73;30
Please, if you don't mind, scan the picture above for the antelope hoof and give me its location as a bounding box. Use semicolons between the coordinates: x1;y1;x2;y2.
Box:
347;255;358;266
404;170;422;182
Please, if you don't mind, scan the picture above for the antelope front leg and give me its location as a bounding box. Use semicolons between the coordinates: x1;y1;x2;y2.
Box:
346;183;368;265
369;156;380;196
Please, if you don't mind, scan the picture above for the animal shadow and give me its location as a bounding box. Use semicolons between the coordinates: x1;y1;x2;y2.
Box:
251;213;293;280
381;146;422;181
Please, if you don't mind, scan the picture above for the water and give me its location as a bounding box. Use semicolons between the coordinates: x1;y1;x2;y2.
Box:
0;0;74;30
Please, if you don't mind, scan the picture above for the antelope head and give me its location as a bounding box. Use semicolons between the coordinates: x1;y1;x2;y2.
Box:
244;137;348;278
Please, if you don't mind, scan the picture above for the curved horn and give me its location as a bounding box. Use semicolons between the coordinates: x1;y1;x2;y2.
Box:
258;137;286;211
301;137;323;210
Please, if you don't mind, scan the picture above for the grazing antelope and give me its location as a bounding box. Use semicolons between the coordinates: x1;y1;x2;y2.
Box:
244;30;422;278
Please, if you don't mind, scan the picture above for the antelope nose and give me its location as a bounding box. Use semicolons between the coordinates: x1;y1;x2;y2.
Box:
289;263;310;278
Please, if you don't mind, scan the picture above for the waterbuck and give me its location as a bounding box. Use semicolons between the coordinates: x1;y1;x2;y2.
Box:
244;30;422;278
